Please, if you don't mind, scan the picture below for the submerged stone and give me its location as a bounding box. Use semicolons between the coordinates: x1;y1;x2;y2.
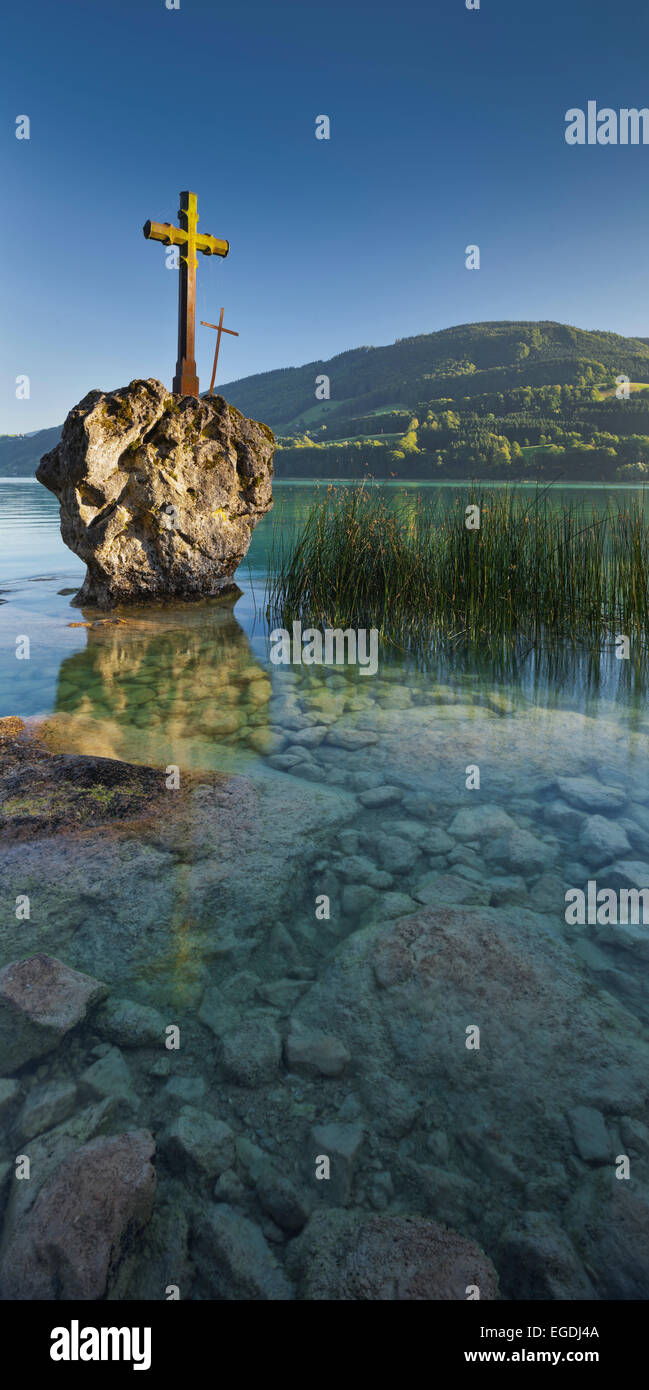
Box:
498;1211;595;1300
288;1209;499;1300
579;815;631;867
163;1107;235;1179
15;1079;78;1142
413;871;491;908
448;804;518;841
0;955;107;1074
556;776;625;814
285;1020;350;1077
220;1019;282;1087
0;1129;156;1299
193;1204;294;1300
94;997;167;1049
0;1078;21;1123
568;1105;611;1164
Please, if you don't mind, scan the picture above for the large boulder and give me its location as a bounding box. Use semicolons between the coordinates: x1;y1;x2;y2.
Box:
0;1130;156;1300
37;378;274;607
288;902;649;1292
287;1209;499;1300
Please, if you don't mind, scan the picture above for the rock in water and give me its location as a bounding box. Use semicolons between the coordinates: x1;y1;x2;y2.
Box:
37;378;274;607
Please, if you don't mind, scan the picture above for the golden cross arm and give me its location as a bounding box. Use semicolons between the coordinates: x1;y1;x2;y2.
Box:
142;190;229;398
143;220;229;257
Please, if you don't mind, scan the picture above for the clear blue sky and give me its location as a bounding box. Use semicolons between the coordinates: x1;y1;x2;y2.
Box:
2;0;649;431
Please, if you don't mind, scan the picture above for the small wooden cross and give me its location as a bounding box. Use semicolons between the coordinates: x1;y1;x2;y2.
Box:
143;191;229;398
200;309;239;396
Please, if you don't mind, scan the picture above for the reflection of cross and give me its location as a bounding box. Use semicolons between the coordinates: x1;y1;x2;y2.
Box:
200;309;239;396
143;191;229;398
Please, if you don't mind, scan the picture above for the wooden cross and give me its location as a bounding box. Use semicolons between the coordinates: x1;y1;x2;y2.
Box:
143;190;229;398
200;309;239;396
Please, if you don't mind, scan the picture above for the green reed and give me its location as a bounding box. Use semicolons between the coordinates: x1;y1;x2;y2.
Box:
264;484;649;662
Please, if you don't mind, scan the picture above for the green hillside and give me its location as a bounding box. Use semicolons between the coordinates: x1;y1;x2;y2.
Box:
221;321;649;427
0;427;62;478
219;320;649;481
5;322;649;481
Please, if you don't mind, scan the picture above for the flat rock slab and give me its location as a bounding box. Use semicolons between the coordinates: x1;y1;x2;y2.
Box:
0;954;107;1073
0;727;355;997
0;717;170;841
556;776;625;814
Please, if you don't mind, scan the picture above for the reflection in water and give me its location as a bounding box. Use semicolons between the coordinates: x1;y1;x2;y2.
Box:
39;596;272;770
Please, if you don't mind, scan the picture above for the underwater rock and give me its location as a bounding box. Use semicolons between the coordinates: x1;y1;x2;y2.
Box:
3;1098;129;1241
498;1211;595;1300
0;1129;155;1299
579;814;631;867
290;900;649;1278
94;997;168;1049
0;955;107;1074
255;1170;312;1234
566;1169;649;1298
288;1209;499;1300
373;890;418;920
542;798;583;832
163;1107;236;1179
413;870;491;908
448;804;518;841
489;874;529;906
0;726;355;993
310;1121;364;1205
556;776;625;814
0;1079;20;1124
285;1020;350;1077
220;1019;282;1087
528;872;564;911
80;1046;138;1110
14;1079;78;1142
373;832;419;874
341;883;377;917
325;728;379;750
37;378;274;607
193;1204;294;1300
357;785;403;808
567;1105;611;1164
599;859;649;893
489;826;555;874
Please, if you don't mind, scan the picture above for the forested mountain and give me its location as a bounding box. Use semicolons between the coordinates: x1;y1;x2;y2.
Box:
222;321;649;432
4;322;649;480
0;427;62;478
221;320;649;481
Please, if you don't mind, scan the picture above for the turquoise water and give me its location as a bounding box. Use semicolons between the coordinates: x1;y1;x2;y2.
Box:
1;477;649;1301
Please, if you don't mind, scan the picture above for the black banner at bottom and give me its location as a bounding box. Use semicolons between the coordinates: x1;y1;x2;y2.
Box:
2;1298;640;1374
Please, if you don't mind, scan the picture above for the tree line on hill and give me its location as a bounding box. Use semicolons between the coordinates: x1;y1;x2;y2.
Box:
4;322;649;481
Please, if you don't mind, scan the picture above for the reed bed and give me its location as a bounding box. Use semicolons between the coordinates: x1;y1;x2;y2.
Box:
264;484;649;662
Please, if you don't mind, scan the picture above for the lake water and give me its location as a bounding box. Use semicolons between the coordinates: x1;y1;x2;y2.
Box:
1;476;649;1301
